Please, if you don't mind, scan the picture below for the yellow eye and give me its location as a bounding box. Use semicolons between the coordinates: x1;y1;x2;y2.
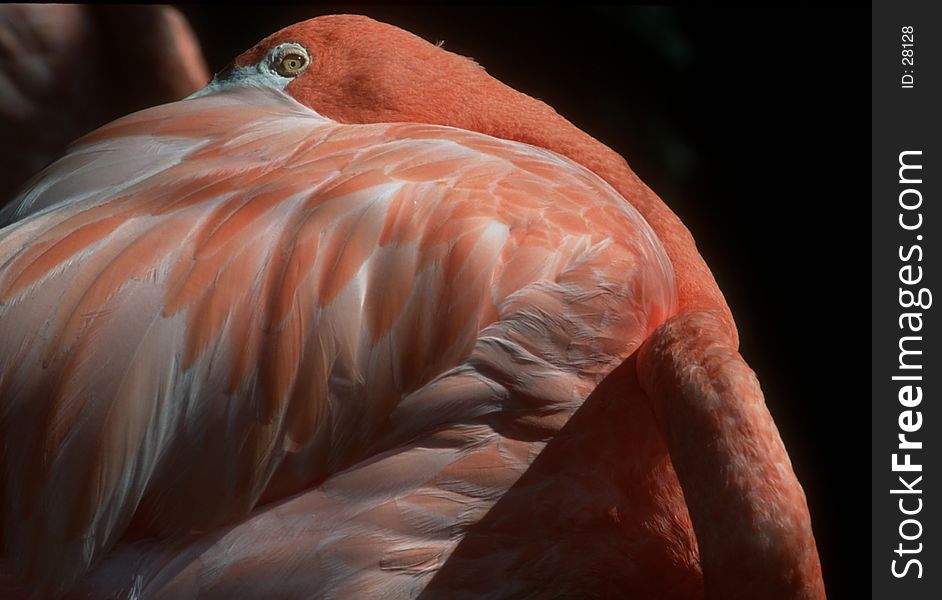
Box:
274;48;310;77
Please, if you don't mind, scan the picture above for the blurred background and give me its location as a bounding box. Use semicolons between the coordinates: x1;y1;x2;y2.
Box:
0;5;868;597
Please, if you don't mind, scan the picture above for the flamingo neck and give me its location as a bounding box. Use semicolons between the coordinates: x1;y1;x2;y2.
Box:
637;310;825;599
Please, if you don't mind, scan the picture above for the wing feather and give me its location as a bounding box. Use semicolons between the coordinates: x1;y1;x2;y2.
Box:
0;86;676;594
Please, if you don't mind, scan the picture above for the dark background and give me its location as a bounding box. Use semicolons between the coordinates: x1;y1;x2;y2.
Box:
178;6;869;597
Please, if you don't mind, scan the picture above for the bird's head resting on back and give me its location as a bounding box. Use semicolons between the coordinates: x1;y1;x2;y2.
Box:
199;13;734;334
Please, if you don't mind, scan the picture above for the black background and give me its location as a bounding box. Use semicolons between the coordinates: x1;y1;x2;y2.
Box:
179;6;870;597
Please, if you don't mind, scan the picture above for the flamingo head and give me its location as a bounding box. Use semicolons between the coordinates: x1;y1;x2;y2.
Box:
199;15;505;126
195;14;614;169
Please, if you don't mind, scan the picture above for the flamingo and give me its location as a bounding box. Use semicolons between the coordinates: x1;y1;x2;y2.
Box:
0;15;825;599
0;4;208;208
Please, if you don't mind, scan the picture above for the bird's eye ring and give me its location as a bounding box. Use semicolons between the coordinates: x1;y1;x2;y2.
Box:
271;44;310;77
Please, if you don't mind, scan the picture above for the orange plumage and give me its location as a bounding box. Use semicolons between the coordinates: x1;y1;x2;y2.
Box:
0;15;824;599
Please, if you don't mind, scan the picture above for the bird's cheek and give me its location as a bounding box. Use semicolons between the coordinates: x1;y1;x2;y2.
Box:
284;76;324;114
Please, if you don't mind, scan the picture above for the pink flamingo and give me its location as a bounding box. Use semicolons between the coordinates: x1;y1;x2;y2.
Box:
0;15;824;599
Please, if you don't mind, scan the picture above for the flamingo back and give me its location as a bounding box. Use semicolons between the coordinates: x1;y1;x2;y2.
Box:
0;86;679;595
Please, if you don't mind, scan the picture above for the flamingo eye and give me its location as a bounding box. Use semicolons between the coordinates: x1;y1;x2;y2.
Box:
271;44;310;77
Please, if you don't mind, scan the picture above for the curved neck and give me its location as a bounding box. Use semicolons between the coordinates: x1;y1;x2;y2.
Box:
638;310;825;599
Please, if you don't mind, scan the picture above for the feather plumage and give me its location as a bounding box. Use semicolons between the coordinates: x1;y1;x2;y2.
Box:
0;86;675;596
